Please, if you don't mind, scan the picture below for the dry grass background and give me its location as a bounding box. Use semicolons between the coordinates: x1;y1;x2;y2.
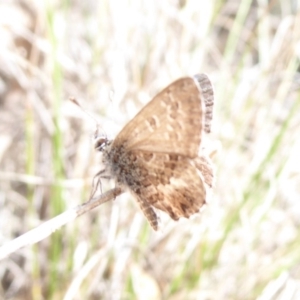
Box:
0;0;300;299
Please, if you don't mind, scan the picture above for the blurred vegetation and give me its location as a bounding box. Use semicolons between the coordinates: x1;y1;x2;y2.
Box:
0;0;300;299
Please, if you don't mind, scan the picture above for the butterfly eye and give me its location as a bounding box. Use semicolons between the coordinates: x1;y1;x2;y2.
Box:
94;136;109;152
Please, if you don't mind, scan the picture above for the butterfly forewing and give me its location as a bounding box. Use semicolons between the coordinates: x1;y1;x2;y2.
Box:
194;73;214;133
112;77;205;158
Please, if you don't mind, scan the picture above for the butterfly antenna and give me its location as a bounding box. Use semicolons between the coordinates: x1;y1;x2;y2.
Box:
108;89;117;126
69;97;105;135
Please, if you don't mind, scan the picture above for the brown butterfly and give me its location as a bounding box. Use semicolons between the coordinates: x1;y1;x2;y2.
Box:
94;74;214;230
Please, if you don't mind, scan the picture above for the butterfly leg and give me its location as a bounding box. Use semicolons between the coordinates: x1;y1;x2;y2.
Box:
90;169;112;199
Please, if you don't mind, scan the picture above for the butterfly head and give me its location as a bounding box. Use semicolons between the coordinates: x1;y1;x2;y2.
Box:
94;131;112;152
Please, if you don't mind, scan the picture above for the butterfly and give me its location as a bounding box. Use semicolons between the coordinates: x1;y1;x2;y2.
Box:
94;74;214;230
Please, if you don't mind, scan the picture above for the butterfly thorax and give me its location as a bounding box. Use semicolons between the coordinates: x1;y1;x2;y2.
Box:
98;140;143;191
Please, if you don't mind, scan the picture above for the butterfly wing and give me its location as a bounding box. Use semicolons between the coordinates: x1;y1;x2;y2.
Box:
194;74;214;133
113;76;211;158
129;151;207;222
